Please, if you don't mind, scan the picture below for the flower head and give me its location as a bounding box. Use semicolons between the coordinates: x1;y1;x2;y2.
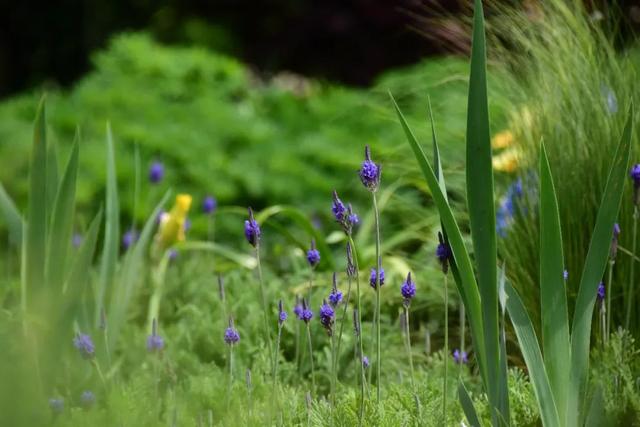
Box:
80;391;95;409
453;349;468;364
319;299;335;335
168;249;178;262
630;164;640;186
147;318;165;352
293;296;303;319
72;233;83;248
611;223;621;260
73;333;95;359
244;207;261;247
299;299;313;323
49;398;64;414
597;281;605;302
122;229;138;250
203;196;217;214
401;272;416;306
436;232;451;274
370;266;385;289
307;239;321;268
359;145;381;191
563;270;569;281
224;318;240;345
155;194;192;249
332;190;346;223
362;356;370;369
328;273;343;307
149;161;165;184
347;204;359;228
278;300;287;325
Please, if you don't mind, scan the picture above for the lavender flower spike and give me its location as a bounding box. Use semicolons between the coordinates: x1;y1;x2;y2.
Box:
332;190;346;223
224;317;240;345
147;318;165;352
369;266;385;289
203;195;217;214
307;239;321;268
293;295;303;320
299;299;314;323
401;272;416;306
319;299;335;336
597;282;605;302
328;272;343;307
611;223;621;260
278;300;288;325
453;349;468;364
630;164;640;205
362;356;370;369
149;161;165;184
74;333;95;359
244;207;261;247
359;145;381;191
80;391;96;409
346;242;356;278
436;232;451;274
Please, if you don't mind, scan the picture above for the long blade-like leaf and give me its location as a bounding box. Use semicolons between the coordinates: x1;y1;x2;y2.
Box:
428;96;447;201
458;382;483;427
0;183;23;246
96;123;120;326
505;281;561;427
24;97;48;311
46;134;79;293
390;93;487;384
568;104;633;424
584;386;606;427
46;140;59;220
539;141;570;423
467;0;501;418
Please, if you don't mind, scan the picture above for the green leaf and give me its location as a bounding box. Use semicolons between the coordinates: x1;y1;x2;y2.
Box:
0;182;23;246
96;123;120;326
568;104;634;424
505;281;561;427
428;96;447;201
497;267;510;425
24;97;48;311
539;140;570;423
458;382;483;427
584;386;606;427
390;93;487;385
179;241;257;269
46;134;79;293
46;140;59;220
466;0;501;419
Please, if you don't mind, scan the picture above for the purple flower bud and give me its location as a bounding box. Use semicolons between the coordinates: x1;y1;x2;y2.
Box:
122;229;138;250
224;318;240;345
563;270;569;281
436;232;451;274
319;299;335;335
347;204;359;228
307;239;321;268
244;207;261;247
362;356;370;369
168;249;178;262
611;223;621;260
453;349;468;364
293;295;303;319
149;161;165;184
332;190;346;223
278;300;287;325
49;398;64;414
359;145;381;191
630;164;640;205
147;318;165;352
73;333;95;359
597;282;605;302
299;299;313;323
72;233;83;248
369;267;385;289
80;391;95;409
328;273;343;307
401;272;416;305
203;196;217;214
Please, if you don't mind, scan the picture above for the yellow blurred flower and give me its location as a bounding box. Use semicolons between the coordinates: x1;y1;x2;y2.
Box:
491;130;514;149
492;148;521;173
156;194;192;249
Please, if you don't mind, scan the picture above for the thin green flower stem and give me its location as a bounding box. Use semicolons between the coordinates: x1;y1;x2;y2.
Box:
606;260;614;342
403;306;416;394
330;332;336;408
227;345;234;409
626;206;638;329
306;323;316;394
460;303;466;354
308;269;315;303
273;325;283;384
372;192;382;405
334;274;353;377
443;274;448;426
103;327;112;374
347;235;366;426
92;359;108;391
367;309;376;386
295;319;301;370
255;245;274;369
600;304;606;347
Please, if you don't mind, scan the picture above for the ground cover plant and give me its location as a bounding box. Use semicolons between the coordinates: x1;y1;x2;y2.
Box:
1;0;640;426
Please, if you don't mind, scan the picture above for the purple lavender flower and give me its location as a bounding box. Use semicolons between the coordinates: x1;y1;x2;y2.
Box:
72;233;83;248
453;349;468;364
597;282;605;302
244;207;261;247
147;318;165;352
369;267;385;289
359;145;381;191
80;391;95;409
611;223;621;260
347;204;359;228
299;299;313;323
149;161;165;184
307;239;321;268
436;232;451;274
278;300;287;325
203;196;217;214
224;318;240;345
319;299;335;335
122;229;138;250
168;249;178;262
401;272;416;306
362;356;370;369
332;190;347;223
563;270;569;281
630;164;640;205
328;273;343;307
73;333;95;359
49;398;64;414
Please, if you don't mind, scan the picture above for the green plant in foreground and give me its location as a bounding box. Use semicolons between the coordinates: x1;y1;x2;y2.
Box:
393;0;635;425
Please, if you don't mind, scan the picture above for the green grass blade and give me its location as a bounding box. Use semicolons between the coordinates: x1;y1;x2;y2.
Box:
96;123;120;327
390;93;487;384
458;381;483;427
0;183;23;246
466;0;501;419
46;140;59;220
497;267;510;425
179;241;258;269
46;134;79;293
539;141;570;424
505;281;561;427
428;96;447;201
568;104;633;424
24;97;48;311
584;386;606;427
